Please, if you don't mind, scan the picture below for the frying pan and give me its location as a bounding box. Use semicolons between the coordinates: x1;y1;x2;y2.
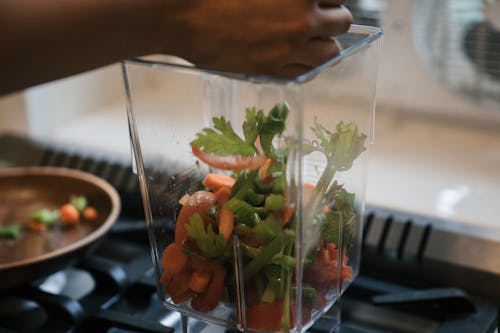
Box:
0;167;120;290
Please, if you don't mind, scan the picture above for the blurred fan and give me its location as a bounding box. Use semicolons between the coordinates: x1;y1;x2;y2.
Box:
413;0;500;108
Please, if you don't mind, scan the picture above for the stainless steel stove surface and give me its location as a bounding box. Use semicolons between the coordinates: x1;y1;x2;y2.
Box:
0;134;498;333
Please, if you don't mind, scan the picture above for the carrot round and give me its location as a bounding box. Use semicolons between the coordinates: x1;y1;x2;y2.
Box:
171;289;195;304
60;203;80;225
189;271;211;293
218;207;234;242
202;173;236;191
27;220;47;232
178;194;190;206
175;191;216;244
83;206;98;221
246;301;285;331
161;242;188;274
192;145;267;171
164;269;192;302
191;264;225;312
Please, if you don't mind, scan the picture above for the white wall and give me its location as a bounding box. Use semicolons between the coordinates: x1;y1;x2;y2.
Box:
0;63;125;139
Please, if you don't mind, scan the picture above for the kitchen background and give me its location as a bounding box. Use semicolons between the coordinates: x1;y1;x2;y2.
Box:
1;0;499;234
1;0;499;332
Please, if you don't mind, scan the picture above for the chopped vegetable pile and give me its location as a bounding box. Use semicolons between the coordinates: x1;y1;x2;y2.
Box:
0;195;99;239
160;103;366;331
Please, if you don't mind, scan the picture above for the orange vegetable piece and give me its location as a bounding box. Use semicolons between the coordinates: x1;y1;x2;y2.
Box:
59;203;80;225
189;271;211;293
246;301;286;331
164;269;192;302
282;191;295;225
246;300;312;331
160;270;173;287
192;145;267;171
218;207;234;242
191;264;225;312
175;191;216;244
258;158;274;180
304;245;353;292
214;187;231;205
202;173;236;191
83;206;98;221
302;183;316;205
161;243;188;275
27;220;47;232
171;289;195;304
178;194;190;206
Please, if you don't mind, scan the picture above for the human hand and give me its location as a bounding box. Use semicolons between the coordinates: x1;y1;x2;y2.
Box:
153;0;352;78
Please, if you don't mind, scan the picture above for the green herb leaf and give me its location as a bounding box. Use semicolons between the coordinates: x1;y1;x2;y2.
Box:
184;213;227;259
319;188;356;247
30;208;59;225
305;120;367;172
259;103;289;158
70;195;88;212
0;223;22;239
191;116;256;156
231;171;258;199
243;107;265;145
303;121;365;252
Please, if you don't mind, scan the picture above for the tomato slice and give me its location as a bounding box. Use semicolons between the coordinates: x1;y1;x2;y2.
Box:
191;145;267;171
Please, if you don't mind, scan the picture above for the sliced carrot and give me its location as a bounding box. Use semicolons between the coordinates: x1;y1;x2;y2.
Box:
218;207;234;242
192;145;267;171
60;203;80;225
83;206;98;221
171;289;195;304
190;256;220;274
246;301;285;331
161;243;188;274
191;264;225;312
342;265;353;281
246;300;313;331
160;270;173;288
175;191;216;244
189;271;211;293
258;158;274;180
202;173;236;191
178;194;190;206
165;269;192;300
27;220;47;232
214;187;231;205
326;243;338;258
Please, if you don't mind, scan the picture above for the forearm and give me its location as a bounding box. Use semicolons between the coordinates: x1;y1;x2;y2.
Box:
0;0;164;95
0;0;352;96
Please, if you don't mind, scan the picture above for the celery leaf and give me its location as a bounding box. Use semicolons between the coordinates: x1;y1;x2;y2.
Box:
184;214;227;259
191;116;256;156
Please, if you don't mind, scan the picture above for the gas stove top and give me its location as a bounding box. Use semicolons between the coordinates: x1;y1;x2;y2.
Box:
0;134;498;333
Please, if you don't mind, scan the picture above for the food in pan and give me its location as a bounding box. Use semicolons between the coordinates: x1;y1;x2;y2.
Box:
0;195;99;238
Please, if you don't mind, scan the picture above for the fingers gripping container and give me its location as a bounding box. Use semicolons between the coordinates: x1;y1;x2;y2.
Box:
123;25;383;333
